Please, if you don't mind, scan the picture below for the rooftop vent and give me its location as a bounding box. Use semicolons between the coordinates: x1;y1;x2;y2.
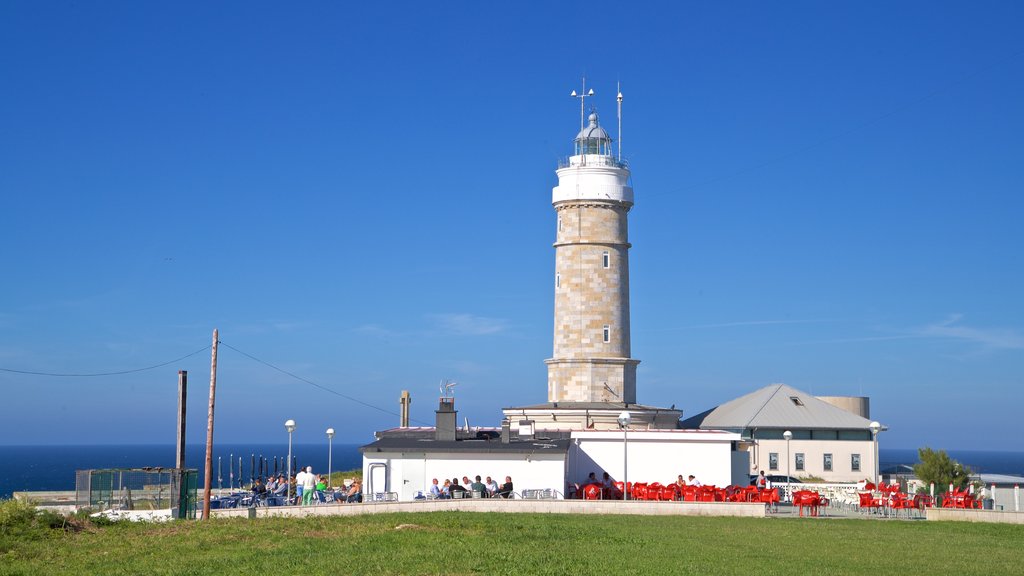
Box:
790;396;805;407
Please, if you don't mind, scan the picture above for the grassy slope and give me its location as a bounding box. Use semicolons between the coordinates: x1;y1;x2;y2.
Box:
2;512;1022;576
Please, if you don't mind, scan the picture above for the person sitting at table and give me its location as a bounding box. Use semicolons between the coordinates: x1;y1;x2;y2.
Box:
272;474;288;497
497;476;514;498
441;479;452;498
345;480;362;503
429;478;442;499
485;476;499;496
252;477;267;495
688;475;702;487
470;475;488;498
675;474;687;489
449;478;467;498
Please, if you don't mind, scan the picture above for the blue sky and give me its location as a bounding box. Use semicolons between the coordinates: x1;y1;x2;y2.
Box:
1;1;1021;451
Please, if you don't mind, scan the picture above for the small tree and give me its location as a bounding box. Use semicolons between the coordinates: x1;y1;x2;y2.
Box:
912;447;972;494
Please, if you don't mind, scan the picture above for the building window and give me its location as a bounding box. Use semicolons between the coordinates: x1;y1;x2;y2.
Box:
823;453;833;472
795;453;805;471
851;454;861;472
556;273;560;289
558;217;563;232
602;251;610;268
602;325;610;343
769;453;779;471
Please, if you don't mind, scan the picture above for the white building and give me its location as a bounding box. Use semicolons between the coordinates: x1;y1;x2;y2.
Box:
680;383;882;483
361;399;746;499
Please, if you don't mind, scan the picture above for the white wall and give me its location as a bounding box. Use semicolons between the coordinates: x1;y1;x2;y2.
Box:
750;438;877;482
364;451;567;501
568;430;742;488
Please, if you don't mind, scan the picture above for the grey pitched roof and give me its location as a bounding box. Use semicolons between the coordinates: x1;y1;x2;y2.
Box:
679;383;874;431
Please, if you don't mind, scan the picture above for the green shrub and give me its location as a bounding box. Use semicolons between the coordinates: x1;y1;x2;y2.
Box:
0;498;39;532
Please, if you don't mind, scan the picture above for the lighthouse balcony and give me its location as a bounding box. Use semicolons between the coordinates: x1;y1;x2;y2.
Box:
558;154;628;169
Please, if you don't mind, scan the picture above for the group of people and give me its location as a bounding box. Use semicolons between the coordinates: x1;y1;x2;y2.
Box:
428;475;514;499
249;466;363;505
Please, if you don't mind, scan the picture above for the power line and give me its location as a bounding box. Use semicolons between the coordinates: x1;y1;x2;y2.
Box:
0;345;211;377
218;340;430;426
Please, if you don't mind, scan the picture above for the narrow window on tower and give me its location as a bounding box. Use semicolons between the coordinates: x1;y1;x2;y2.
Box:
602;325;610;343
558;216;563;232
602;251;610;268
555;273;560;289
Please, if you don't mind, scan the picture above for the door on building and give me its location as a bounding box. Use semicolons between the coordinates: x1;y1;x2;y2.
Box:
400;453;425;501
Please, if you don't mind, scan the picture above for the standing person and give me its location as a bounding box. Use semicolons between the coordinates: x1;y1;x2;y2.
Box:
757;471;767;490
294;468;307;504
301;466;317;505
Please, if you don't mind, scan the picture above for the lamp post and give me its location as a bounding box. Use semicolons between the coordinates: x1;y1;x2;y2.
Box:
617;411;632;501
783;430;793;502
326;427;335;488
869;421;882;485
285;419;296;500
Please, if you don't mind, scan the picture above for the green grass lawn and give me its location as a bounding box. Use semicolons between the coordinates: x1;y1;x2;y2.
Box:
2;511;1022;575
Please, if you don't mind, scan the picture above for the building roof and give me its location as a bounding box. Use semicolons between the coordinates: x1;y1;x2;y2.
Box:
679;383;875;431
361;429;572;455
504;402;677;412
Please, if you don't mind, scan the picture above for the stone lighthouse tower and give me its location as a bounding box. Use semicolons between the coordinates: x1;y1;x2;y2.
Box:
504;85;681;431
546;108;638;404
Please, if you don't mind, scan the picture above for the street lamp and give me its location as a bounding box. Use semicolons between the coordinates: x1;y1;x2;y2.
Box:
869;421;882;485
783;430;793;502
326;427;335;488
618;411;632;501
285;419;296;501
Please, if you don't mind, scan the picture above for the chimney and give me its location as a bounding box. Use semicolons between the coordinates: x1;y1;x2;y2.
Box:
501;419;511;444
399;390;411;428
435;398;457;441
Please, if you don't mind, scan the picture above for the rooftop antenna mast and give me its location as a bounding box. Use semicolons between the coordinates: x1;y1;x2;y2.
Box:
617;82;623;162
570;77;594;142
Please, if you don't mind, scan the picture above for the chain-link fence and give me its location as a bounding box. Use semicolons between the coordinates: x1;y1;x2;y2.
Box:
76;468;198;518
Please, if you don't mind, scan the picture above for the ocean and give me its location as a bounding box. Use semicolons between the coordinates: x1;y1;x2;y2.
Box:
0;443;364;499
2;445;1023;499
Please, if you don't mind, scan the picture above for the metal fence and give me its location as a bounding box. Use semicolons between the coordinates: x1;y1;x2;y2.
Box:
75;468;198;519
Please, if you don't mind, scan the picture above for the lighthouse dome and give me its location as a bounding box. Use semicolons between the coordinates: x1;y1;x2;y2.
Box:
575;112;611;142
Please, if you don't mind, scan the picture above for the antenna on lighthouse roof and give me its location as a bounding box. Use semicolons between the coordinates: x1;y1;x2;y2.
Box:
570;77;594;137
617;82;623;162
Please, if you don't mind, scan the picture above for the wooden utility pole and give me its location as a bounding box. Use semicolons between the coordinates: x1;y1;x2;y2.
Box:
202;329;218;520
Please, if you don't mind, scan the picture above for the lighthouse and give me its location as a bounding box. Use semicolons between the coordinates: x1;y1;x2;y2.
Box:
504;84;681;431
546;106;638;404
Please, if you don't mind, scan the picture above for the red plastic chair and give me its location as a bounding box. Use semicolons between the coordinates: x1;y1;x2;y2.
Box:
859;492;883;514
647;482;663;501
662;485;679;501
583;483;602;500
759;488;779;512
631;482;648;501
795;490;823;517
